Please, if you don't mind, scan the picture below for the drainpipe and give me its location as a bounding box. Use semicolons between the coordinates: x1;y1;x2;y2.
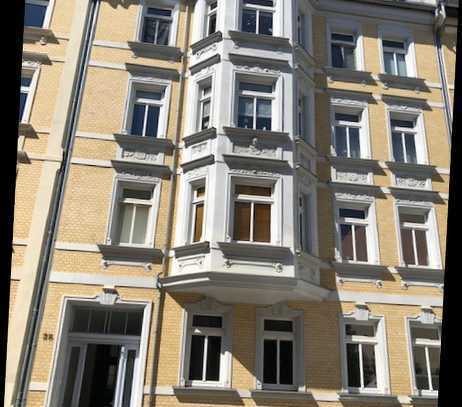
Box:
434;0;453;144
13;1;100;406
149;0;192;403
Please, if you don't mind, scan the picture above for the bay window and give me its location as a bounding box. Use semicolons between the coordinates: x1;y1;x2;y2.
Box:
390;117;418;164
331;32;356;69
398;211;430;267
237;82;273;131
233;184;273;243
382;39;408;77
338;207;369;262
129;89;165;138
333;111;362;159
141;7;173;45
241;0;274;36
24;0;49;28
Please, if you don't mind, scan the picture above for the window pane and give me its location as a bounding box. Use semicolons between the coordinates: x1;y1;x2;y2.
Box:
24;3;47;27
411;327;439;340
108;311;127;335
345;324;375;337
264;320;293;332
238;97;254;128
335;126;348;157
383;40;405;49
89;310;107;333
400;213;426;224
157;21;171;45
362;344;377;388
332;33;355;42
341;224;353;260
259;12;273;35
415;229;429;266
346;343;361;387
193;203;204;242
236;185;272;196
72;308;90;332
126;311;143;335
62;347;81;407
132;205;149;244
192;315;223;328
205;336;222;381
344;47;355;70
239;82;273;93
256;99;272;130
131;104;146;136
339;208;365;219
118;204;134;244
208;14;217;35
247;0;274;5
354;225;368;262
391;119;414;128
397;53;407;76
19;93;28;121
279;341;293;385
383;51;395;75
189;335;205;380
145;105;160;137
253;203;271;242
349;127;361;158
400;228;415;265
142;18;158;43
242;9;257;33
263;339;277;384
201;100;211;130
234;202;251;241
413;346;430;390
428;347;440;391
404;133;417;163
335;113;359;122
331;44;343;68
122;350;137;407
392;132;405;162
123;189;152;200
148;7;172;17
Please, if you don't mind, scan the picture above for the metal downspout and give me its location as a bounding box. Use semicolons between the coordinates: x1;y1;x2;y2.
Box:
435;0;453;144
13;1;100;406
149;0;192;404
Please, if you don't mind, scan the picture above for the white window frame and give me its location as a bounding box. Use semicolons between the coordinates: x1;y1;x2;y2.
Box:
205;1;218;37
378;25;417;78
240;0;277;36
256;304;304;392
334;195;380;265
24;0;54;29
45;296;151;407
327;20;364;71
406;311;442;397
179;298;232;388
394;203;442;270
135;0;179;46
197;78;213;132
386;107;428;165
19;63;40;125
106;176;162;248
189;180;207;244
122;77;171;139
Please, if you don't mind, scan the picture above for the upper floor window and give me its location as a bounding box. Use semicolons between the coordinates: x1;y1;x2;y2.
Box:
198;83;212;131
237;82;273;131
233;184;272;243
334;111;361;159
337;207;369;263
298;193;313;254
331;32;356;69
19;72;34;123
24;0;49;28
129;90;164;138
191;184;206;243
410;325;440;394
297;95;308;141
206;2;218;36
390;117;417;164
297;13;306;48
241;0;274;36
141;7;173;45
382;39;407;76
399;211;429;267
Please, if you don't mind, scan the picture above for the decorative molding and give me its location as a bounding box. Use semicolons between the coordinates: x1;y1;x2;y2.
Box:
97;286;119;305
330;291;443;307
190;31;223;54
183;127;217;147
49;272;157;288
334;192;374;203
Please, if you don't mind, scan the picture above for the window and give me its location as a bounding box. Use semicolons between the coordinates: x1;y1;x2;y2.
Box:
206;2;217;36
241;0;274;36
237;82;273;131
382;39;407;76
115;186;154;246
334;112;361;158
331;32;356;69
19;72;34;123
297;95;309;141
344;323;379;391
130;90;164;138
390;117;417;164
297;13;306;48
24;0;49;28
410;325;440;393
233;184;272;243
262;319;295;388
198;84;212;131
399;211;430;267
190;184;206;243
59;305;144;407
141;7;173;45
338;207;369;262
298;193;313;254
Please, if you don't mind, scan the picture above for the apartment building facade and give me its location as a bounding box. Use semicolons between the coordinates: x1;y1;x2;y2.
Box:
9;0;456;407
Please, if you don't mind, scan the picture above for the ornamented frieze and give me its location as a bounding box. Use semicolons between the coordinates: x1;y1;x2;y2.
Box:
232;138;277;158
335;171;369;184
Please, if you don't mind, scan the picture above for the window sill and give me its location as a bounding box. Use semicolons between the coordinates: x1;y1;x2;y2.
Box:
329;156;381;170
17;150;30;164
294;137;317;156
183;127;217;147
23;26;55;44
395;266;444;286
251;389;313;400
174;241;210;258
111;159;172;178
22;50;51;65
333;261;389;281
190;31;223;54
378;73;428;91
228;30;291;48
329;180;383;196
325;67;375;84
388;186;443;203
385;161;436;176
338;392;398;403
409;394;438;404
18;123;36;137
294;44;316;67
172;386;238;397
181;154;215;173
223;127;290;142
223;154;290;172
125;62;179;80
127;41;182;61
113;133;174;153
218;241;291;261
97;244;164;264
